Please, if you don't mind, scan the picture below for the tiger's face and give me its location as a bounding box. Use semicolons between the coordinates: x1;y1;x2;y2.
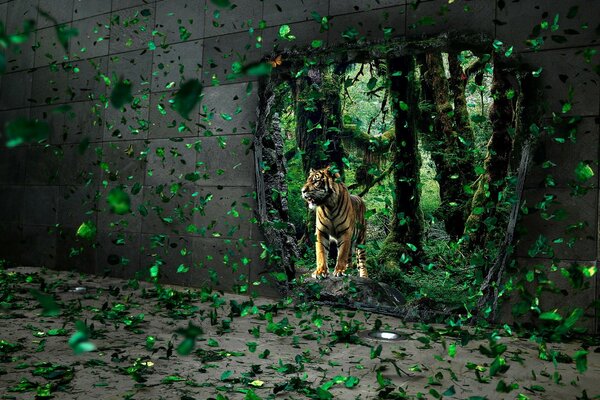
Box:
301;167;334;210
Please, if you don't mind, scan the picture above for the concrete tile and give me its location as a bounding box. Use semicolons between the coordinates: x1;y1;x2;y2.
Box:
190;237;251;291
21;185;59;226
59;143;102;185
112;0;156;12
201;82;257;136
24;145;62;185
0;70;33;110
58;185;98;228
96;230;142;278
37;0;74;29
516;187;598;260
30;105;67;144
328;5;406;45
151;39;203;92
526;116;599;189
197;134;255;187
0;3;6;30
499;257;597;333
34;26;70;67
141;183;198;235
263;0;328;27
62;100;106;143
68;56;109;102
154;0;205;45
144;138;198;186
204;0;262;37
496;0;600;52
70;14;111;59
330;0;405;15
0;222;24;265
519;47;600;117
0;146;27;184
406;0;495;39
104;95;151;140
192;186;257;240
140;233;194;286
31;64;70;106
101;140;148;184
97;183;145;234
148;90;200;139
55;227;97;274
5;36;35;72
110;5;156;53
261;19;327;54
5;0;37;34
202;31;262;86
0;185;24;224
108;49;153;95
72;0;111;21
21;225;57;268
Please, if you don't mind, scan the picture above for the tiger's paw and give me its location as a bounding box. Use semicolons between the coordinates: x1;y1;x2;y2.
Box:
311;270;329;279
332;269;347;277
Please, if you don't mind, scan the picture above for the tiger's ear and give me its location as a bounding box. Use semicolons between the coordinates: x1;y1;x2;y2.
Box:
325;166;341;179
309;168;316;175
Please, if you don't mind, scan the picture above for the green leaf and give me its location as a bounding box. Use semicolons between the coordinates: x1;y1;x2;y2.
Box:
345;376;359;388
110;78;133;109
370;344;382;359
4;117;50;147
68;322;96;355
55;24;79;51
161;375;185;383
107;187;131;215
172;79;204;120
220;370;233;381
574;350;588;373
210;0;231;7
177;338;194;355
311;39;323;48
574;161;594;182
442;385;456;396
76;221;96;240
29;289;61;317
539;311;562;321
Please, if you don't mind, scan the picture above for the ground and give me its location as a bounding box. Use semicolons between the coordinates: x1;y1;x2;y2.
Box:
0;267;598;399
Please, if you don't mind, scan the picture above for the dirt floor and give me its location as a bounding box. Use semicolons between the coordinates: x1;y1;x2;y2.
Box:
0;267;598;399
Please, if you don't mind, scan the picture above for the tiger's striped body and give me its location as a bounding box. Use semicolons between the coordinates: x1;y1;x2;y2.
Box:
301;167;368;278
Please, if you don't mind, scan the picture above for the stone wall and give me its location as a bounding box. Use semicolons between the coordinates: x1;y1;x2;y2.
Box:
0;0;598;328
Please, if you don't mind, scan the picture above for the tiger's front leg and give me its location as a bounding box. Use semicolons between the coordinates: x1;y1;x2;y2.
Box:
312;231;329;279
333;234;352;277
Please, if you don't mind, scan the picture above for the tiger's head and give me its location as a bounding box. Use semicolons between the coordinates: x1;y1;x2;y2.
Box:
301;166;339;210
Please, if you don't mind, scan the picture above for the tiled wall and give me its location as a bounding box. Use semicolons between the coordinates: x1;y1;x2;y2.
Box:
0;0;598;323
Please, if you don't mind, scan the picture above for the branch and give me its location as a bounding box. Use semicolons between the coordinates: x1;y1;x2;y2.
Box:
356;162;394;197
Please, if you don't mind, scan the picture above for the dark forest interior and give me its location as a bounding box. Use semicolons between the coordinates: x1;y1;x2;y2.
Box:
256;39;535;316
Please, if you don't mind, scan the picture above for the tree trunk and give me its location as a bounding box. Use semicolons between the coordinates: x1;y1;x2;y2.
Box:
463;55;516;248
379;56;423;267
293;67;346;176
254;79;301;286
447;52;476;184
419;52;471;238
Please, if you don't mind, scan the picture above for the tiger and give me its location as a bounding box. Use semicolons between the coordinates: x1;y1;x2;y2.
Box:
301;166;368;279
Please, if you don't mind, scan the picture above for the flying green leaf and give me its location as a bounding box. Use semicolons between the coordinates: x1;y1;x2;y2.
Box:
574;161;594;182
107;187;131;215
172;79;203;120
110;78;133;109
76;221;96;240
29;289;61;317
4;117;50;147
